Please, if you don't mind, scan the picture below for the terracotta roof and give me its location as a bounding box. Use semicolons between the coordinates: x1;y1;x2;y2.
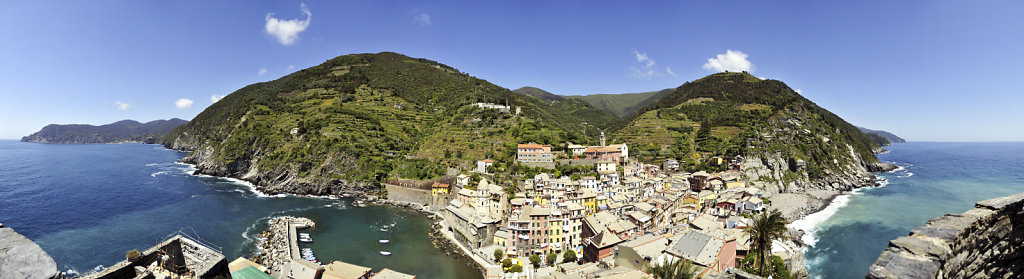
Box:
432;182;450;188
518;143;550;149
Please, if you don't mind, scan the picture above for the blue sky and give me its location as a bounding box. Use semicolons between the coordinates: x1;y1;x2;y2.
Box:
1;1;1022;141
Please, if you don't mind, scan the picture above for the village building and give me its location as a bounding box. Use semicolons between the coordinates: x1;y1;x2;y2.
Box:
516;143;553;163
83;234;230;279
663;159;679;172
431;182;450;196
476;159;494;173
582;231;623;263
322;261;372;279
665;230;736;272
614;234;670;270
368;268;416;279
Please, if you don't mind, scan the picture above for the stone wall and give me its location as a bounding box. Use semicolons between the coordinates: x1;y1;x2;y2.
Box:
867;192;1024;279
385;184;433;206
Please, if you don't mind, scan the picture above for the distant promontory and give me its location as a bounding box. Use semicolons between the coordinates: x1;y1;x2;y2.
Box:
858;126;906;146
21;118;188;144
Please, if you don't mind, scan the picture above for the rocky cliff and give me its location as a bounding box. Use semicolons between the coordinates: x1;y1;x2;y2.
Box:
0;226;59;279
867;192;1024;278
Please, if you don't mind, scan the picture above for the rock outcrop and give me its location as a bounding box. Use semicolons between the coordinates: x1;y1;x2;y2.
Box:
867;192;1024;278
0;226;59;279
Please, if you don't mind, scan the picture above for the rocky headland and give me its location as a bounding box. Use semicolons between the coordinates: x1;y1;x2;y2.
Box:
867;192;1024;278
22;118;187;144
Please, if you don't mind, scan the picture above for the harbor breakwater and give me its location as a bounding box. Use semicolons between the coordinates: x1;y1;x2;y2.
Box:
867;192;1024;278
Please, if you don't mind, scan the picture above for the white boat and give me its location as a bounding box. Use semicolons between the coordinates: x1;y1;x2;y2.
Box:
353;200;367;208
299;237;312;243
379;251;391;256
379;239;389;244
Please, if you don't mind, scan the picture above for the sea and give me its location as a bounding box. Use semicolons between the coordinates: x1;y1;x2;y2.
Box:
792;142;1024;278
0;140;481;279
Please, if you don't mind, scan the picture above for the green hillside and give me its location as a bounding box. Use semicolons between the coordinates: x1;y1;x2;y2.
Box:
513;87;675;119
566;89;674;118
161;52;616;193
612;72;881;180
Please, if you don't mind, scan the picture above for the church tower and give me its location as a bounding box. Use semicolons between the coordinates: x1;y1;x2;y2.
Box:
600;131;606;146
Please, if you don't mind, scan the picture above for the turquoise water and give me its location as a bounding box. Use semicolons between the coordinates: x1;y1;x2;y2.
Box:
800;142;1024;278
0;141;480;278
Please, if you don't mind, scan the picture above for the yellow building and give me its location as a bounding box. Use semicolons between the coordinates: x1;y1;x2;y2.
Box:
596;195;609;211
582;189;598;215
548;213;563;254
726;181;746;189
431;182;450;196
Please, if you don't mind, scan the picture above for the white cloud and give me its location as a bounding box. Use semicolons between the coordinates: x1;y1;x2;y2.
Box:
703;50;754;73
175;98;194;109
210;94;224;103
415;13;431;26
629;50;674;80
795;89;803;95
265;3;311;46
258;68;267;76
114;101;130;110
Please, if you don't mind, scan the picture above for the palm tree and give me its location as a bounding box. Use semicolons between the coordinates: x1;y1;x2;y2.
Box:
644;258;697;279
744;208;788;276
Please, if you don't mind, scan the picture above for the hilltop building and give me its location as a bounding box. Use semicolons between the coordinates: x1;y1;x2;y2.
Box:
517;143;553;163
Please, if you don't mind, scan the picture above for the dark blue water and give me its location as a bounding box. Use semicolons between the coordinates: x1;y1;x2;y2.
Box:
799;142;1024;278
0;140;479;278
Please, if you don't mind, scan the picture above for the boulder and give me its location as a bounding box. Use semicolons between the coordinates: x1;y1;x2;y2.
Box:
0;227;59;279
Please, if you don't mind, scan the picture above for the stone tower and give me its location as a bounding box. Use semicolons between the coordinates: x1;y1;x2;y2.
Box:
600;131;606;146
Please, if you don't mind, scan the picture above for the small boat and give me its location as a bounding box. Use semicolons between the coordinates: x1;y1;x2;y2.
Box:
353;200;367;208
379;239;390;244
379;251;391;256
299;237;313;243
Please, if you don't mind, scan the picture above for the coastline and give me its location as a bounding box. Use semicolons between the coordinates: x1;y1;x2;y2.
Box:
178;157;490;276
779;169;894;278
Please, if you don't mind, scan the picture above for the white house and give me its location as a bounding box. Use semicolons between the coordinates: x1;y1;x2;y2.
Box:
476;159;495;173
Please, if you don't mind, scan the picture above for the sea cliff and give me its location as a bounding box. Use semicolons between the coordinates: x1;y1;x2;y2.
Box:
867;192;1024;278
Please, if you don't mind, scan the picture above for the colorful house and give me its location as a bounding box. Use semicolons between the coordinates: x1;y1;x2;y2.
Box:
431;182;450;196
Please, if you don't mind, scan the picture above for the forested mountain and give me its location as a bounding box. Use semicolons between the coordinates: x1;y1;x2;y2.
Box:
161;52;615;194
513;87;674;119
162;52;886;195
22;119;187;144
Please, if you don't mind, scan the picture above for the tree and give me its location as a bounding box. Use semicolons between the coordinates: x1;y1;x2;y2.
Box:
125;249;141;260
509;264;523;273
494;248;504;263
546;252;558;266
562;249;577;263
529;254;541;268
502;258;513;268
644;258;697;279
745;208;789;277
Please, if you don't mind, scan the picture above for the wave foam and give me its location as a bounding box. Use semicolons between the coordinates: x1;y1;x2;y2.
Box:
787;193;856;247
177;162;272;198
